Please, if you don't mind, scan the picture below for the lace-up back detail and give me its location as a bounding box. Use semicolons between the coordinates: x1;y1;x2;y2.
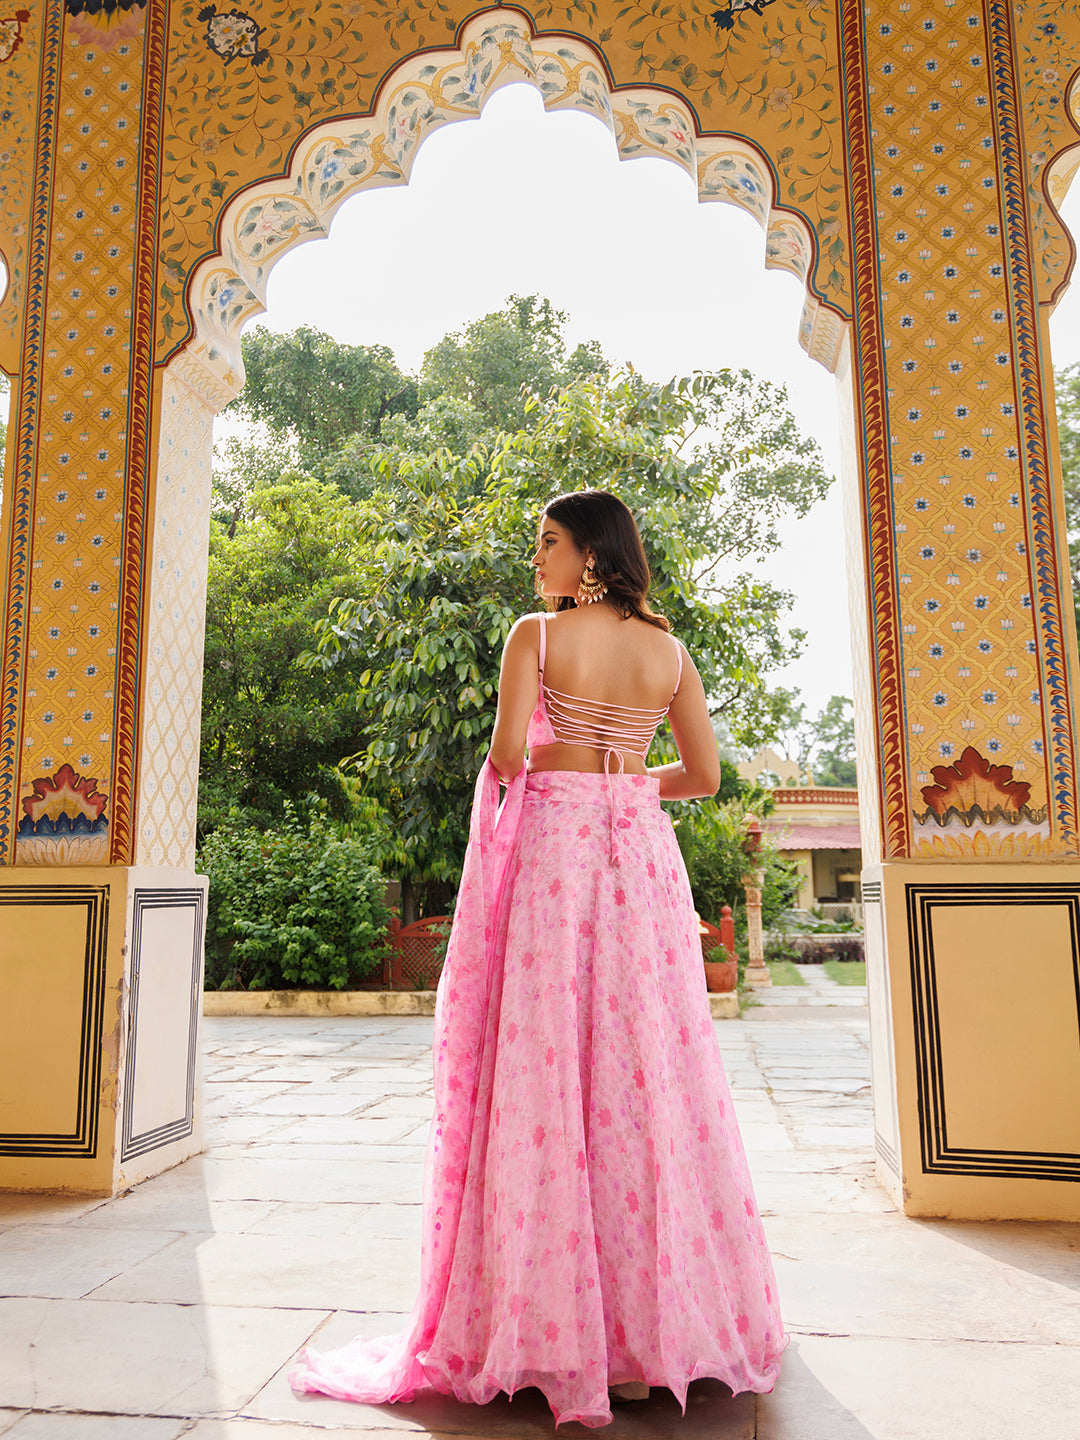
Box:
532;613;682;762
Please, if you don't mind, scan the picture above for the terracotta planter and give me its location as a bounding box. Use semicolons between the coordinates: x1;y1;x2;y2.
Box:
703;956;738;993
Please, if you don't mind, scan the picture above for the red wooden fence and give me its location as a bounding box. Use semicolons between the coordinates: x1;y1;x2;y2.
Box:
387;915;452;990
698;904;736;962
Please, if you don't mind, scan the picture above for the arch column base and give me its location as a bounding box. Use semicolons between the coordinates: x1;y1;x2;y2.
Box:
864;862;1080;1221
0;866;206;1196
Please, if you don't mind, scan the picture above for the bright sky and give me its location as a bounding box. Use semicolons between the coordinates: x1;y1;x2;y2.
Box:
253;82;1080;719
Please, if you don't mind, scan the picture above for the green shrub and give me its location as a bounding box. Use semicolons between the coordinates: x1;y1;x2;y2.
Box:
674;797;797;934
765;934;802;965
199;810;390;990
788;936;865;964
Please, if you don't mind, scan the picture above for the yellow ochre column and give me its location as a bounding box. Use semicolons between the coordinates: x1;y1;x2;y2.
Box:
0;0;206;1194
840;0;1080;1218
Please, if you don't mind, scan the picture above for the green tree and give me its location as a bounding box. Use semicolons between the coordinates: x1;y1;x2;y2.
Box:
743;688;856;787
674;798;797;934
222;325;417;466
806;695;857;787
199;476;374;837
306;367;832;913
210;427;300;519
303;453;526;918
420;293;608;432
496;368;832;736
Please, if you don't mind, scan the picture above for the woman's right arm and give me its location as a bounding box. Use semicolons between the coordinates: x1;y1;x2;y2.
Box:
649;645;722;800
487;615;541;784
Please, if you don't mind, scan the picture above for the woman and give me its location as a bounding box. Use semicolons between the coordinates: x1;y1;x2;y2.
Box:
290;490;785;1427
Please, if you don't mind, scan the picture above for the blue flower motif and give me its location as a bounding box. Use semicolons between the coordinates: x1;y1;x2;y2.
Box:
929;644;944;658
933;693;947;707
1033;739;1044;755
974;595;988;610
987;739;1000;753
978;641;992;653
982;691;997;705
920;546;935;560
939;742;954;756
321;160;340;180
924;598;940;613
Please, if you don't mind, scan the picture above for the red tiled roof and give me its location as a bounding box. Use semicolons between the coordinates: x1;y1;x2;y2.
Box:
764;822;862;851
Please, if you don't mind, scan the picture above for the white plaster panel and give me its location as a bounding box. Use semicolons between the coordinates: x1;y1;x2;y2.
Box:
124;892;201;1146
134;367;215;868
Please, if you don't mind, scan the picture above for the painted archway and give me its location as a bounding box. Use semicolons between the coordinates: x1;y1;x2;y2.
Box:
1;0;1080;1217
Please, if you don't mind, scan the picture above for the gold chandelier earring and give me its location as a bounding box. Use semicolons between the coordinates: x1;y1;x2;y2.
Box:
576;560;608;606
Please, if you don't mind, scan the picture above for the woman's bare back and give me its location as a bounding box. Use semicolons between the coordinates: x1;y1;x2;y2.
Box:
529;607;683;776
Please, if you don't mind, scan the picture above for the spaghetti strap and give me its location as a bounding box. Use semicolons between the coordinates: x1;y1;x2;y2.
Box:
672;635;683;697
537;612;549;678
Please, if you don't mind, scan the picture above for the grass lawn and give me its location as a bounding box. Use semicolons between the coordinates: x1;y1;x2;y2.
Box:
767;958;806;986
824;958;867;986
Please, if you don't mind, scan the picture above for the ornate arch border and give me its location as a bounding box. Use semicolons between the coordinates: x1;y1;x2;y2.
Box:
166;5;848;407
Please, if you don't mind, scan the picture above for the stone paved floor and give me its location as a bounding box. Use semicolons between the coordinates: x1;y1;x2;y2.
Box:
1;974;1078;1439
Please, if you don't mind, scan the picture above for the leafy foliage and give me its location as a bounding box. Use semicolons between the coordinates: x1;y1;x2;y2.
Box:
673;797;798;934
199;477;373;837
200;811;390;991
751;688;856;787
305;365;830;911
303;454;526;914
222;324;417;467
496;368;832;739
205;301;833;917
420;294;608;432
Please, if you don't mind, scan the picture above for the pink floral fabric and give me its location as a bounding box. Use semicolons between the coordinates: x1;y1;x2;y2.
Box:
290;763;785;1427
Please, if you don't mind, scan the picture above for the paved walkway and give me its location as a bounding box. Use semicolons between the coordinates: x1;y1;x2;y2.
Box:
1;982;1078;1439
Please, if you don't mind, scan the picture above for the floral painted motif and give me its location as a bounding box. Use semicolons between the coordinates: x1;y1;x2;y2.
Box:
710;1;783;32
157;3;851;361
1013;1;1080;302
198;5;267;66
16;763;109;863
0;9;28;63
917;746;1043;826
64;0;146;51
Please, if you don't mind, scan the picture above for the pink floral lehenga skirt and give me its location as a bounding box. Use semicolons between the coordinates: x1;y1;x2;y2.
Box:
290;765;786;1427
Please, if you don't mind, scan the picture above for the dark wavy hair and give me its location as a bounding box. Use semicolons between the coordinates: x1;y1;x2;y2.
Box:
540;489;670;632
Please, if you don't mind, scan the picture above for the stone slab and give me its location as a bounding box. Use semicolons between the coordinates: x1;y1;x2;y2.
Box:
0;1298;325;1414
89;1230;420;1312
4;1416;186;1439
765;1212;1080;1345
0;1226;179;1299
756;1334;1080;1440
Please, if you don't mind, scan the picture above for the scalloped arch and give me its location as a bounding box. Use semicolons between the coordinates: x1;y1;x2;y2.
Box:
175;7;844;408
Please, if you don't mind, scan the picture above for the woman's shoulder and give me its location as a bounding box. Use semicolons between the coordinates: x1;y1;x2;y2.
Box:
505;612;546;652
